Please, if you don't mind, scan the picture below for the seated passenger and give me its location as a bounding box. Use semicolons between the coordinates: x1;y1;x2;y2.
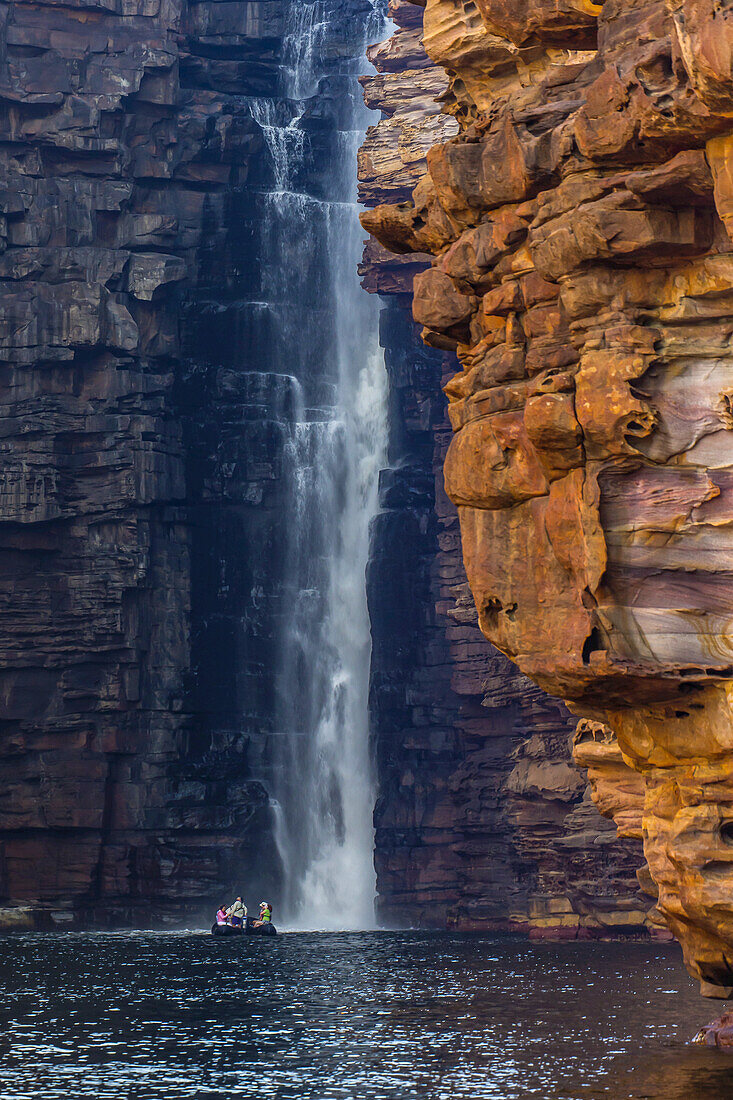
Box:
226;897;246;927
253;901;272;928
215;905;228;925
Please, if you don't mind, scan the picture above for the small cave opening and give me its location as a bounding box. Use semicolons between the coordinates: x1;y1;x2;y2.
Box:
482;596;503;626
582;626;604;665
721;821;733;846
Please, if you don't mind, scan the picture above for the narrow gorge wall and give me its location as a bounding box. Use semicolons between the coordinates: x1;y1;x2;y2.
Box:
363;0;733;993
361;0;648;935
0;0;293;926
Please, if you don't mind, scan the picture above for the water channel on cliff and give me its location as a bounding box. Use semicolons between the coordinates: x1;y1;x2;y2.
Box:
1;931;727;1099
245;0;388;928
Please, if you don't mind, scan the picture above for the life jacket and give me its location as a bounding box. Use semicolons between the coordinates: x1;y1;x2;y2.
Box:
261;907;271;923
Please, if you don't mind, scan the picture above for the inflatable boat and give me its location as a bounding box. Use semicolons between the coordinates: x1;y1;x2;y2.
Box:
211;918;277;938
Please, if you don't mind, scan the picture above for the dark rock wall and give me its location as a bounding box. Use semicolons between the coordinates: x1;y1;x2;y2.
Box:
0;0;401;930
0;0;290;927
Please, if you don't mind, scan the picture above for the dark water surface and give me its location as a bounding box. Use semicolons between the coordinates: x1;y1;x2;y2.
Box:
0;930;729;1099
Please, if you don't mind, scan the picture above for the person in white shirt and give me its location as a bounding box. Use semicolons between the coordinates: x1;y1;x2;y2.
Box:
226;896;246;927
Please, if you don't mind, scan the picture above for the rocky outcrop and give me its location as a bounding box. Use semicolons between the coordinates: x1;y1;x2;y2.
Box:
695;1010;733;1051
362;0;648;936
369;303;649;934
362;0;733;995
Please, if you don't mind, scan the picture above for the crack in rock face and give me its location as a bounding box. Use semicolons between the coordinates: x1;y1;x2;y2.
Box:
362;0;733;998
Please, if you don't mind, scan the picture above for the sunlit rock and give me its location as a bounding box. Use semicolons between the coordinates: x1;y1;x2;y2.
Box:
361;0;733;996
360;0;649;938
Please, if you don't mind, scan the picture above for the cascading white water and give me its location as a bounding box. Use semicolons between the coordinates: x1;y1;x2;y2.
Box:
249;1;388;929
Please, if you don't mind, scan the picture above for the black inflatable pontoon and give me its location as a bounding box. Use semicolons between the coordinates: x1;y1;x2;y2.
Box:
211;918;277;937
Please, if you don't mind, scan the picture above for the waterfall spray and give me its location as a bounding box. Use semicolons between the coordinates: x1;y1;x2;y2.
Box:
250;1;388;929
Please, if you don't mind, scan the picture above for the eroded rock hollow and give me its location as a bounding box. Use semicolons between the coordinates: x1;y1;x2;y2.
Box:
363;0;733;997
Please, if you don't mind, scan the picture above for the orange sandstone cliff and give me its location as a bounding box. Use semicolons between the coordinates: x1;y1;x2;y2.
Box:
362;0;733;998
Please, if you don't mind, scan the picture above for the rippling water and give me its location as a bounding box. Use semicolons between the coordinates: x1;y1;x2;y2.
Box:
0;931;729;1099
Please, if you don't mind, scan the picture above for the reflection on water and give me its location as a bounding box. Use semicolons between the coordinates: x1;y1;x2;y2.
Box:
0;931;727;1099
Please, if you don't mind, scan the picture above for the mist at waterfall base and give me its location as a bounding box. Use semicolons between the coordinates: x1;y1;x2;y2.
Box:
1;930;727;1100
241;1;389;930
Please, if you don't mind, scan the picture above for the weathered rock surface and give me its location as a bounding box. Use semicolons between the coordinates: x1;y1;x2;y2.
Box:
694;1010;733;1050
0;0;348;926
362;0;733;992
362;1;648;935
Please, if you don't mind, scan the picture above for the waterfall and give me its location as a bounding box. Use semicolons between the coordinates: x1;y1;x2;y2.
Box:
248;1;388;929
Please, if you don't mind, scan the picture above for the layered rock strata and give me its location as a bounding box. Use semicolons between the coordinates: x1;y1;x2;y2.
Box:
363;0;733;995
0;0;406;926
369;303;649;933
362;0;647;935
0;0;292;926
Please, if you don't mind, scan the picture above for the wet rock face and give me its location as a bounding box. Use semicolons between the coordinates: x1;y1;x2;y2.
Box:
362;0;733;993
0;0;291;925
694;1009;733;1050
361;0;647;936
